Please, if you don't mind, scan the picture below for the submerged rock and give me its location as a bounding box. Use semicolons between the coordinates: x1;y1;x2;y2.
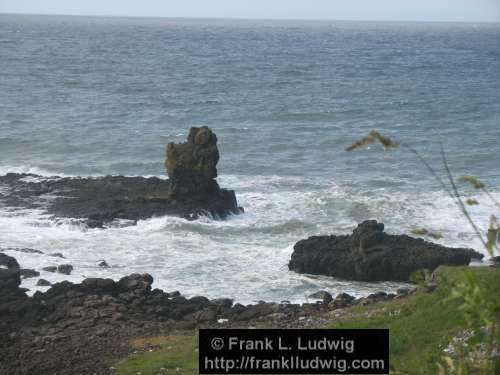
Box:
289;220;483;282
20;269;40;279
57;264;73;275
98;260;110;268
0;127;241;227
41;265;73;275
1;247;44;255
42;266;57;273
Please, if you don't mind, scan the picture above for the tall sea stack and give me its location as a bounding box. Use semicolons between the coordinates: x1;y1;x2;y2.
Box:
166;126;220;197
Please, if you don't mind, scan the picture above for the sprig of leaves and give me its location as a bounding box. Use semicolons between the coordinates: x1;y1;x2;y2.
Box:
457;176;500;212
412;228;443;240
457;176;485;190
345;130;398;151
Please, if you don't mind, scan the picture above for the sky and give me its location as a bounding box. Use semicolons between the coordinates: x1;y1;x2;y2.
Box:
1;0;500;23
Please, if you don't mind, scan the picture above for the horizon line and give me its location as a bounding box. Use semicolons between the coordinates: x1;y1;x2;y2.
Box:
1;11;500;25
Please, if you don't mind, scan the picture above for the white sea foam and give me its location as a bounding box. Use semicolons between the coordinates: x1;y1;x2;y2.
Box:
1;172;497;302
0;165;72;177
0;164;170;180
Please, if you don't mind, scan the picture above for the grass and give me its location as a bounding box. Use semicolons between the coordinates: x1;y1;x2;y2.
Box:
331;266;500;374
115;335;198;375
115;266;500;375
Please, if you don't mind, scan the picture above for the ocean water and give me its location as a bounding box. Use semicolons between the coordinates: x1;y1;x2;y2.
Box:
0;14;499;303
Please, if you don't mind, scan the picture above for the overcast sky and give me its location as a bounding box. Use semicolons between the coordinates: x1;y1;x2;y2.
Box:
1;0;500;23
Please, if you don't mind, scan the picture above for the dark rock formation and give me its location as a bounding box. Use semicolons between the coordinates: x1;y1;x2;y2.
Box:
0;248;65;258
57;264;73;275
308;290;333;304
20;269;40;279
289;220;484;282
41;264;73;275
0;253;20;269
308;290;331;300
98;260;110;268
36;279;52;287
1;248;44;255
0;128;241;227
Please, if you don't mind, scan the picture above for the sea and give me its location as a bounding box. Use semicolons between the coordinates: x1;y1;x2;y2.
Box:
0;14;499;303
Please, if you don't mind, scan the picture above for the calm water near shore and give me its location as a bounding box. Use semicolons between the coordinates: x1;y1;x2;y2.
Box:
0;14;499;302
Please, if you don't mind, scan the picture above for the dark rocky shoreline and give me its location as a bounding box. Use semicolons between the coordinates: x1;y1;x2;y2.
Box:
0;253;402;332
0;127;242;228
0;252;403;375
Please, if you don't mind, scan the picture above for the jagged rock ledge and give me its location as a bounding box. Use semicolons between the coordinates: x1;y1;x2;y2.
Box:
0;254;403;336
289;220;484;282
0;127;242;227
0;253;413;374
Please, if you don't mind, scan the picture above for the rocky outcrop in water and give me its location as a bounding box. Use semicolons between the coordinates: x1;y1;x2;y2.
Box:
289;220;483;282
0;127;241;227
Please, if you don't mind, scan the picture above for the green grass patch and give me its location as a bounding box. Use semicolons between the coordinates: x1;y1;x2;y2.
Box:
330;266;500;374
115;335;198;375
115;266;500;375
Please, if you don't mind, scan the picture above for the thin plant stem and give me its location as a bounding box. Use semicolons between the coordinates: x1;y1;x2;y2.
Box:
482;186;500;211
437;139;489;251
401;142;454;200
